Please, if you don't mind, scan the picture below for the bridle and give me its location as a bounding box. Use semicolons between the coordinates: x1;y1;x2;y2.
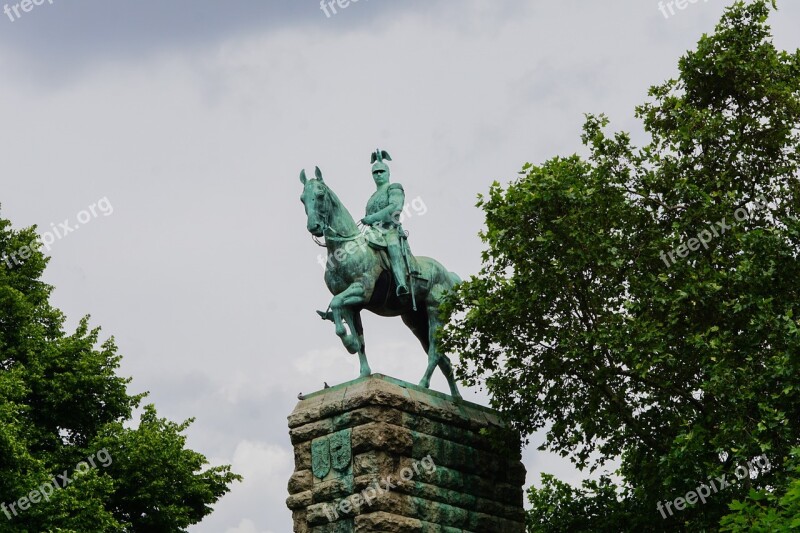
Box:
309;183;361;248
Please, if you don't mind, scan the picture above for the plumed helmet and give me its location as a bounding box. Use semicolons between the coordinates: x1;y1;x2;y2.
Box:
370;149;392;175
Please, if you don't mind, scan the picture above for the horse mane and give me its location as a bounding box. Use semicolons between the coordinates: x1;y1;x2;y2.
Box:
319;180;358;235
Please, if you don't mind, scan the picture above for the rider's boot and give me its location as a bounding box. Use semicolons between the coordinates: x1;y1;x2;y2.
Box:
387;242;409;297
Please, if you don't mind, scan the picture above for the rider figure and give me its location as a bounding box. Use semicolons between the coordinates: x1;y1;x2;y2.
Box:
360;149;410;298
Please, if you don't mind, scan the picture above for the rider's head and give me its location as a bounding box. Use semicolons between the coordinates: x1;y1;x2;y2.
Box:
371;149;391;186
371;160;390;186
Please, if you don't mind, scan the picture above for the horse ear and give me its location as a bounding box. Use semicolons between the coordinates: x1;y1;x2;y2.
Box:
315;166;324;182
300;169;307;185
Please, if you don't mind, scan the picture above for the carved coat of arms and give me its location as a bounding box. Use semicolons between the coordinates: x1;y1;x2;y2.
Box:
311;428;352;480
311;436;331;479
330;429;352;473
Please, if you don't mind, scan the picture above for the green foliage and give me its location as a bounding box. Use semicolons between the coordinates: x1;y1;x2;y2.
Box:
0;213;241;532
526;474;636;532
440;1;800;530
93;405;240;532
720;448;800;532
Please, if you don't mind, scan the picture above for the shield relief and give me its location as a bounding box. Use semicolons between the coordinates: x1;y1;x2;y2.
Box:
311;437;331;479
330;428;352;473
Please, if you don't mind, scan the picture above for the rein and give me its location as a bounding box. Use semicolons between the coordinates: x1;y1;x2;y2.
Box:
310;186;361;247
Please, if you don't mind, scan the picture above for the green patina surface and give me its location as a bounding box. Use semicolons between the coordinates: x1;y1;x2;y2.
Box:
299;150;463;400
312;428;353;481
302;374;496;415
288;375;526;532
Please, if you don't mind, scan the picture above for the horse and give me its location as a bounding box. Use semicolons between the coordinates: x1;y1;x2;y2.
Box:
299;167;463;400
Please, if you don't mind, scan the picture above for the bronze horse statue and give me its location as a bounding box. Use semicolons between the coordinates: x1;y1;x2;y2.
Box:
299;167;462;399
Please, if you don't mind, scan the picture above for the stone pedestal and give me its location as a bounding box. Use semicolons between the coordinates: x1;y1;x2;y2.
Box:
286;374;527;532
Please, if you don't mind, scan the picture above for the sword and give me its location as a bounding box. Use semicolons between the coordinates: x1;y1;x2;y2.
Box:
399;227;417;311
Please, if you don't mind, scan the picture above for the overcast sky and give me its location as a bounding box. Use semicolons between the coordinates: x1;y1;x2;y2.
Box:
2;1;800;531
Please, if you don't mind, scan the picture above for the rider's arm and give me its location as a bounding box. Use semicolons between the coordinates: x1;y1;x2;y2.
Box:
368;185;405;225
383;187;406;224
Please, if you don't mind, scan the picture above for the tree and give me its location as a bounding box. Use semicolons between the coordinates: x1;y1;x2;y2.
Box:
720;447;800;532
440;1;800;530
0;214;240;532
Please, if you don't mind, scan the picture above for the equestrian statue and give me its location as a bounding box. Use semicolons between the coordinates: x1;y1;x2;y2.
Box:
299;149;462;399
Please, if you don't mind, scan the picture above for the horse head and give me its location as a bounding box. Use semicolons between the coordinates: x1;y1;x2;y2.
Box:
299;167;359;240
299;167;330;237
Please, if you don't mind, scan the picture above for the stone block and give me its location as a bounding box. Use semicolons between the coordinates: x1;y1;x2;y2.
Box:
287;375;525;533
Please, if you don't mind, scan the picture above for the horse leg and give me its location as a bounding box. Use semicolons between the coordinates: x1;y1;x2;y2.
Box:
339;307;361;355
345;310;371;377
400;306;442;392
438;273;463;399
330;300;347;338
418;307;441;390
401;310;430;353
402;310;431;385
437;353;462;401
329;283;364;339
417;303;462;400
331;283;371;376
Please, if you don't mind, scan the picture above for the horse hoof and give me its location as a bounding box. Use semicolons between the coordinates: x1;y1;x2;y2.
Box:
344;337;359;354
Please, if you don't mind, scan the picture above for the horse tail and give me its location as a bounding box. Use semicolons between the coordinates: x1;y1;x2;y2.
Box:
448;271;462;288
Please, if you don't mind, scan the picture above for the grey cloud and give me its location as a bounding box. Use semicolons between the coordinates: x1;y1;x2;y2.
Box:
0;0;445;82
2;1;799;532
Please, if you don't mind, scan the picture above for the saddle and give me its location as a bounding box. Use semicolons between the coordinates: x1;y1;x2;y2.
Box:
362;226;426;292
363;226;389;251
